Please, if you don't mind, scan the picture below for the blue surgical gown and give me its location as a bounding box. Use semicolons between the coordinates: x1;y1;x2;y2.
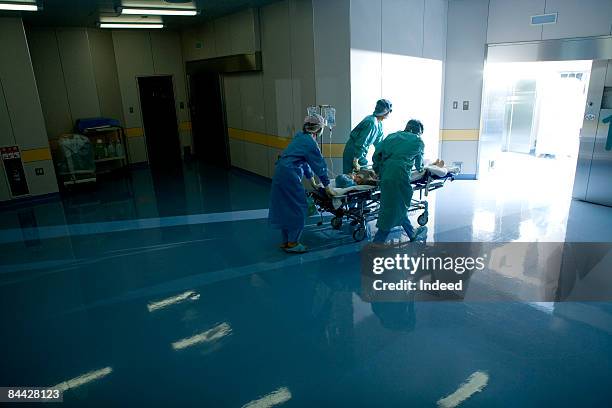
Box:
373;131;424;231
269;132;330;231
343;115;384;173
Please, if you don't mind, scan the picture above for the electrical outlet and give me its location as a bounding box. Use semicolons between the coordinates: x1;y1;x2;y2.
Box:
35;167;44;176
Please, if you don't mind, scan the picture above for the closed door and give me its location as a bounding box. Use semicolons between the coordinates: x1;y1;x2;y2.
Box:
502;80;537;154
585;108;612;206
138;76;182;170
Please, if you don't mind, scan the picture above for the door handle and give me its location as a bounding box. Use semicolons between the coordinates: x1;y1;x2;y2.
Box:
603;115;612;151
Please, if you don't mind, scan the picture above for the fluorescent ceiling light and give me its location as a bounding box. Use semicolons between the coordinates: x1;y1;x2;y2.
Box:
0;3;39;11
121;7;197;16
100;23;164;29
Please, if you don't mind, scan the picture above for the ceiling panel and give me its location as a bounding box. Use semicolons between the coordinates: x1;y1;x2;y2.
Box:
0;0;280;28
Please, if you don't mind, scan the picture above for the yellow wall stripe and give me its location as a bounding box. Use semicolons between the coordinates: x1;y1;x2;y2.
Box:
125;127;144;138
22;148;52;163
440;129;480;141
228;128;290;150
228;127;345;158
179;121;192;132
321;143;345;158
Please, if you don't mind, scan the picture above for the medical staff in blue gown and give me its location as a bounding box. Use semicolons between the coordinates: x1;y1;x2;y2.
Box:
269;114;332;253
342;99;392;173
372;119;427;243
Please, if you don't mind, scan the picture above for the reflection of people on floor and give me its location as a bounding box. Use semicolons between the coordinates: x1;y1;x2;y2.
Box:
371;302;416;332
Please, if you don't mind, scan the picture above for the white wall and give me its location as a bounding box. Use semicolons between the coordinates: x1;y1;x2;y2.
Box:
113;30;191;164
182;8;260;61
28;28;124;140
350;0;447;160
487;0;612;44
443;0;612;178
183;1;317;178
0;18;58;201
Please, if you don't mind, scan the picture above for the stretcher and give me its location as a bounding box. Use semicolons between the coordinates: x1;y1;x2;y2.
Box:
308;169;457;242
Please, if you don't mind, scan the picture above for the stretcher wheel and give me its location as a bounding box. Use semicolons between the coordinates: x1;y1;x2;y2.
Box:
417;212;428;226
331;216;343;230
353;226;366;242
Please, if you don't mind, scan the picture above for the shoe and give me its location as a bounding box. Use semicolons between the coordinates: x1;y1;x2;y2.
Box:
284;243;309;253
409;226;428;242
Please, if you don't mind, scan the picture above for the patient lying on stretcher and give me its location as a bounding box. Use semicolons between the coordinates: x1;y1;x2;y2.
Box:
410;159;461;181
324;159;459;197
334;159;458;188
334;169;378;188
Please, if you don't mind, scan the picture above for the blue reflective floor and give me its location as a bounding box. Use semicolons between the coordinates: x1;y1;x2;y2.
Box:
1;163;611;407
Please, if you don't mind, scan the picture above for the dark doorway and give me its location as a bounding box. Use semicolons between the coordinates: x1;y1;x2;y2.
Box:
138;76;182;170
189;73;230;168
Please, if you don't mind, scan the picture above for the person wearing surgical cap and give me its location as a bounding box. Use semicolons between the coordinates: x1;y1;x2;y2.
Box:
342;99;392;173
268;114;332;253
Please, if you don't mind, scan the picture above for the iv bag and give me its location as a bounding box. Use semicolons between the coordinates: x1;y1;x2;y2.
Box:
307;106;320;117
322;106;336;129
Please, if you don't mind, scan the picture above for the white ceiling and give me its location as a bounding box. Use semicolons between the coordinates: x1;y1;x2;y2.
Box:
0;0;280;27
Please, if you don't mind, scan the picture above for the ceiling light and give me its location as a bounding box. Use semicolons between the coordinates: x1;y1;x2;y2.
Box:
99;23;164;29
0;3;39;11
120;7;198;16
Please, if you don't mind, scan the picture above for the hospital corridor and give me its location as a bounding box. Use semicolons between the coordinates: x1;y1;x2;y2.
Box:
1;1;612;407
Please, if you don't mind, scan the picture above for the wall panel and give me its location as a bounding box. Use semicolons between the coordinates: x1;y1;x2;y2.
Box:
88;29;124;124
289;0;316;133
56;28;101;121
382;0;424;57
543;0;612;40
239;73;266;133
261;1;293;137
0;18;49;150
487;0;545;44
112;30;154;129
423;0;448;61
0;78;15;146
27;29;73;139
150;30;190;124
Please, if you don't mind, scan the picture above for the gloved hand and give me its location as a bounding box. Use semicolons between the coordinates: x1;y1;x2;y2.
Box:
352;158;361;172
310;177;323;189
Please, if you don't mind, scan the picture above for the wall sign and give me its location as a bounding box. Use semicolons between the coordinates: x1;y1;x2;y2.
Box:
1;146;29;197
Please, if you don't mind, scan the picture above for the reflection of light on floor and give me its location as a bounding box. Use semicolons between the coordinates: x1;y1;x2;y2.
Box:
147;290;200;312
171;322;232;350
437;371;489;408
518;219;539;241
472;210;496;234
528;302;555;314
52;367;113;392
242;387;292;408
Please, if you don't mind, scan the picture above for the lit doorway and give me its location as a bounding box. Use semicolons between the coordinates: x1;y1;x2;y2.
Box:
478;60;592;202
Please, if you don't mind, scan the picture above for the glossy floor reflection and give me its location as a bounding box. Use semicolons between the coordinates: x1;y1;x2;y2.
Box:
1;163;611;407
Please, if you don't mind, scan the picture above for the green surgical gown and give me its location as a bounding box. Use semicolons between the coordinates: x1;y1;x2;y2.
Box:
343;115;384;173
372;131;424;231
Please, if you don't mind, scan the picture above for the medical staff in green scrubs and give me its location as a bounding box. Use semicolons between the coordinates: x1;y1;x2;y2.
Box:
342;99;392;173
372;119;427;243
